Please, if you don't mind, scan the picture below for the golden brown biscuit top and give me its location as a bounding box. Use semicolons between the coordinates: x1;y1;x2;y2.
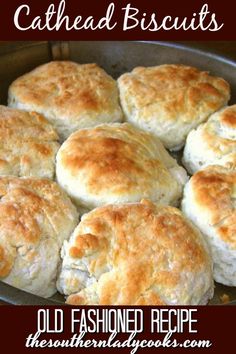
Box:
0;105;59;178
200;106;236;157
66;200;210;305
0;177;77;278
220;106;236;128
57;123;180;197
118;64;230;122
9;61;119;117
0;105;58;141
191;166;236;248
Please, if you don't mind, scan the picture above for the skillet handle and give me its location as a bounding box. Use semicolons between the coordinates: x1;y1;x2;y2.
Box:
50;41;70;60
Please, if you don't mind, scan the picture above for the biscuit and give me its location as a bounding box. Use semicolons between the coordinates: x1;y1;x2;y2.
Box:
183;105;236;174
8;61;123;140
118;64;230;150
0;105;59;178
57;200;213;305
182;166;236;286
0;177;78;297
56;123;188;212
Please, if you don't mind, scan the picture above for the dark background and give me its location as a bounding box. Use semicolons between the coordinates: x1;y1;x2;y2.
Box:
0;0;235;40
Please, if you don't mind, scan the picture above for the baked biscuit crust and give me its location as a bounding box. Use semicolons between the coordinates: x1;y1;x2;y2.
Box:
57;200;213;305
0;177;78;297
183;105;236;174
56;123;187;212
182;166;236;286
8;61;123;140
118;64;230;150
0;105;59;178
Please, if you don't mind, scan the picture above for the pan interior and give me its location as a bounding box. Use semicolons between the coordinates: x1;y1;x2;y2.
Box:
0;41;236;305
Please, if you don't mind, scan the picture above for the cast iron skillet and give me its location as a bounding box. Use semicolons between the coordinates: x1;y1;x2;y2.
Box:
0;41;235;305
